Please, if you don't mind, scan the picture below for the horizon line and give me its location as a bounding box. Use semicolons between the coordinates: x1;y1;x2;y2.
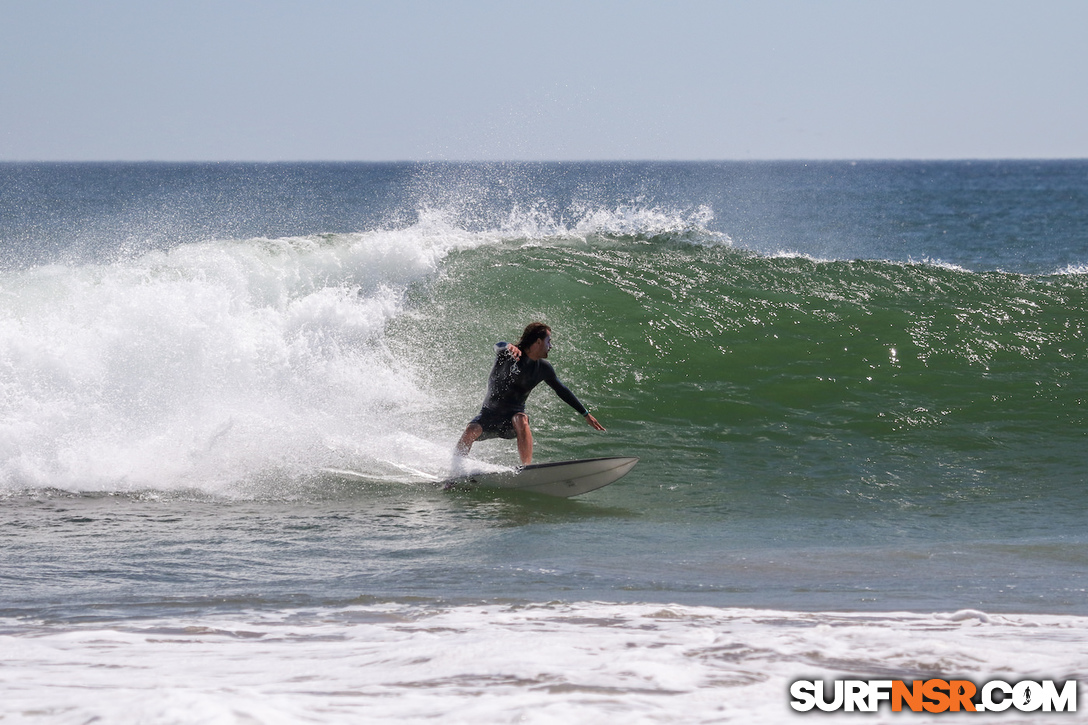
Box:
3;157;1087;165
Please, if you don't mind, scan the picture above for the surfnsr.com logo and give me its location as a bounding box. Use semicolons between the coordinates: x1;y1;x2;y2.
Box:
790;679;1077;713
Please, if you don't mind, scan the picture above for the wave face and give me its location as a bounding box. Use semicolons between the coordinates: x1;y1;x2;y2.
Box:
415;230;1088;531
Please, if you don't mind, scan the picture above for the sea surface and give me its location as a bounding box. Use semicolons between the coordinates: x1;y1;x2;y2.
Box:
1;161;1086;722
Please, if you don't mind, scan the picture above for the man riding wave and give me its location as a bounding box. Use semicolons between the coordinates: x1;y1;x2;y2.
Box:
455;322;605;465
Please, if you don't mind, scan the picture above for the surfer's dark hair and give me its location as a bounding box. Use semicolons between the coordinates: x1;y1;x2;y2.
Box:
516;322;551;351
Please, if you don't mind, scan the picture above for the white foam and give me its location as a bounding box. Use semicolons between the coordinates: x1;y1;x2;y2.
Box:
0;227;482;494
2;602;1084;723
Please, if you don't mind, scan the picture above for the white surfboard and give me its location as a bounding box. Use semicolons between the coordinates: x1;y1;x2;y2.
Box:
442;456;639;497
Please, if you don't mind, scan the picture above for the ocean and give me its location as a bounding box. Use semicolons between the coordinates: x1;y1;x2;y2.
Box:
1;161;1086;722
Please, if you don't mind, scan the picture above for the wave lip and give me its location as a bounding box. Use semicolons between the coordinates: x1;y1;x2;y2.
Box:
568;203;729;244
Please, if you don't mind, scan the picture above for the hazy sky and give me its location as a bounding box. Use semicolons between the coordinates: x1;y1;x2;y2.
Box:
2;0;1086;161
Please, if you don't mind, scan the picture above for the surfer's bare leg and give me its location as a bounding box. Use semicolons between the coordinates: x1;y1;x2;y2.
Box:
451;423;483;477
456;423;483;458
512;413;532;465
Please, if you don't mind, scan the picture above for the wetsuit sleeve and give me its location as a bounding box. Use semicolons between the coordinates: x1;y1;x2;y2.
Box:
543;363;589;416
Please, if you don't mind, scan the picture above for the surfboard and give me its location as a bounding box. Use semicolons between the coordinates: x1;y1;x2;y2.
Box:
442;456;638;497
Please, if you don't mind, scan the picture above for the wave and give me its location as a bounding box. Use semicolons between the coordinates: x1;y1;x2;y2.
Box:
2;209;1086;498
415;230;1088;502
0;205;718;494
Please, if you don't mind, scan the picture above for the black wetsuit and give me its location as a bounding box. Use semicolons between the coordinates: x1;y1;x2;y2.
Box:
471;342;589;440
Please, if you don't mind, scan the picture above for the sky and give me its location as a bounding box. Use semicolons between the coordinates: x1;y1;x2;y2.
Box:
2;0;1086;162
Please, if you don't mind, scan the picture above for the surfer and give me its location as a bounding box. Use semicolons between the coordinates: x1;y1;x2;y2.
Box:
455;322;605;465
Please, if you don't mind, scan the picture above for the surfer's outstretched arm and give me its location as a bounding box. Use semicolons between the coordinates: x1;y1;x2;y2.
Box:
543;368;606;432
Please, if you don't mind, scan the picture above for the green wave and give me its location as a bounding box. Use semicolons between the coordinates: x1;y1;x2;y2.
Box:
398;231;1087;506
